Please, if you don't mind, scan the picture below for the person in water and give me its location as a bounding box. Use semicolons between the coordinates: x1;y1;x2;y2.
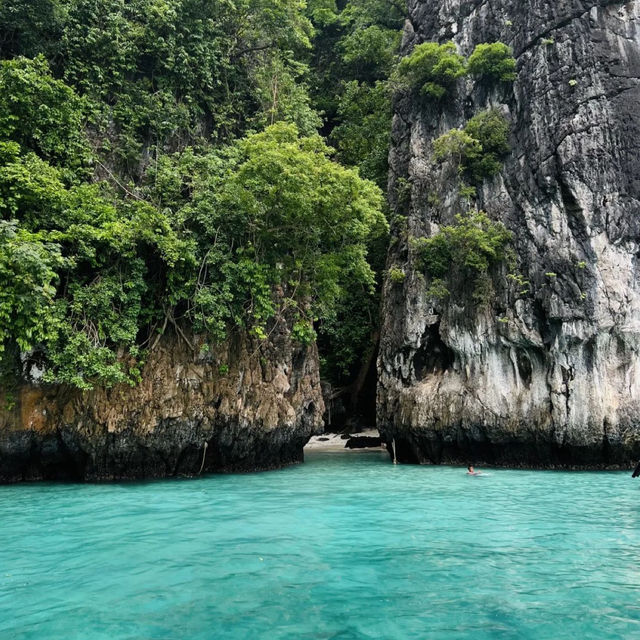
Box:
467;465;480;475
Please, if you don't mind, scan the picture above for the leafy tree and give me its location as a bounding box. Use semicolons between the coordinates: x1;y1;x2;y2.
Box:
396;41;466;99
433;129;481;169
179;123;387;338
467;42;517;82
307;0;403;128
249;55;322;136
341;25;401;80
331;80;392;188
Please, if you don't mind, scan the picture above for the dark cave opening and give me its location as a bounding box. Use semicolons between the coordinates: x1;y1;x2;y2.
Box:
322;340;379;433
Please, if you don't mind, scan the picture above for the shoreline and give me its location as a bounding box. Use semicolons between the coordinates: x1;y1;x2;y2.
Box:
304;429;386;453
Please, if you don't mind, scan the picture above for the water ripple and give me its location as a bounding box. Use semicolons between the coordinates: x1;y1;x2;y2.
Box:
1;452;640;639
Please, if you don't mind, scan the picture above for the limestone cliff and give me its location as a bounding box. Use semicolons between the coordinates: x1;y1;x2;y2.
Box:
378;0;640;466
0;320;323;482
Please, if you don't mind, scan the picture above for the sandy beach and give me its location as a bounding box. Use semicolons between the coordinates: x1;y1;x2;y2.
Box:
304;429;385;452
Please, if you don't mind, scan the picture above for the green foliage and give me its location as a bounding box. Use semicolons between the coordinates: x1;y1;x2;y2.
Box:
396;41;466;99
0;220;63;355
184;123;386;334
433;109;510;180
507;272;530;295
0;0;65;59
0;56;89;170
467;42;517;82
341;25;401;77
0;118;386;387
414;211;512;304
292;319;316;345
426;278;450;300
388;267;406;283
0;0;394;394
395;39;516;101
249;56;322;136
331;80;392;187
0;65;191;386
459;183;477;200
427;191;441;207
307;0;402;184
433;129;481;168
0;0;318;174
464;109;511;179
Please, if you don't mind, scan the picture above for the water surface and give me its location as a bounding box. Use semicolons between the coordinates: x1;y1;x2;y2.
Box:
1;451;640;639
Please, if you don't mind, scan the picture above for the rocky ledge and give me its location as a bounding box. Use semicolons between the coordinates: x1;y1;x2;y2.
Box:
0;322;323;483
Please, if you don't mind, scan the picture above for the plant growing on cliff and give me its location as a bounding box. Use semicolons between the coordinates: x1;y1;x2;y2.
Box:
0;220;63;355
396;41;466;99
0;56;90;170
414;210;512;303
388;266;406;283
467;42;517;82
433;129;481;170
433;109;510;180
464;109;510;179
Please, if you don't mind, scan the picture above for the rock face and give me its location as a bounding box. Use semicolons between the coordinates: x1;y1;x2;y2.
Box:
0;322;323;482
378;0;640;466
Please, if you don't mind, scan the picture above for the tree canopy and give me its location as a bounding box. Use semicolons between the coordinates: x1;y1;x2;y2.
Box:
0;4;389;389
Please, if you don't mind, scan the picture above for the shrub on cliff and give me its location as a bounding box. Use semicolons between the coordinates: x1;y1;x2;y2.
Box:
0;219;63;357
396;40;517;99
414;210;512;302
396;41;466;99
433;128;481;169
467;42;517;82
433;109;510;180
464;109;510;178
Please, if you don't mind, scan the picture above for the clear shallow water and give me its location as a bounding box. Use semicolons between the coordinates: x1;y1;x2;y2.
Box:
1;452;640;640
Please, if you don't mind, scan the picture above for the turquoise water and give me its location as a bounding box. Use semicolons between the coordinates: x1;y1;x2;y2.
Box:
1;451;640;639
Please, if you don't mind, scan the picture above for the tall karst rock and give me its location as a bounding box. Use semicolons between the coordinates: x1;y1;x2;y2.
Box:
378;0;640;466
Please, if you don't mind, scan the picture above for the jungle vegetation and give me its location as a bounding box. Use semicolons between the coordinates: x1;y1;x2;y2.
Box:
0;0;398;397
0;0;515;415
